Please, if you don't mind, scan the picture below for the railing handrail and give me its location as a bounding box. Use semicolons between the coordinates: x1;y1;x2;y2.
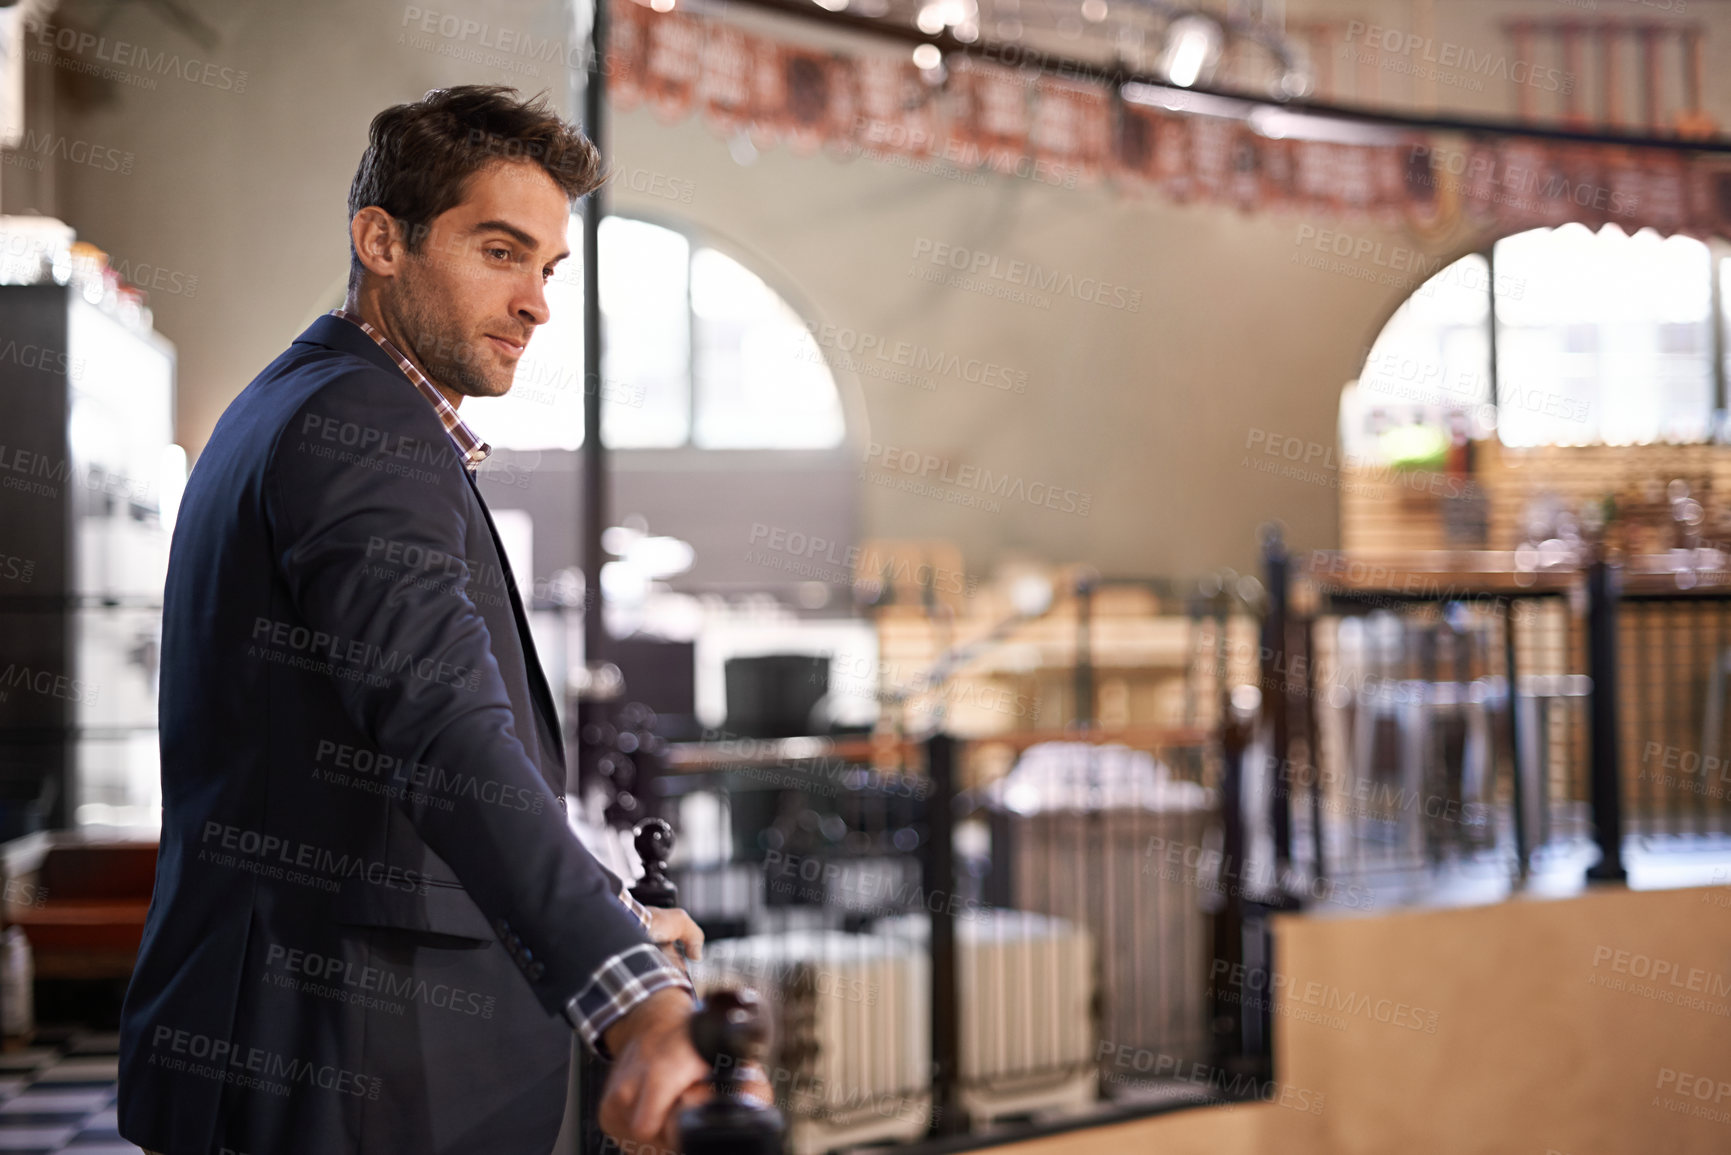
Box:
662;726;1215;775
1305;548;1731;601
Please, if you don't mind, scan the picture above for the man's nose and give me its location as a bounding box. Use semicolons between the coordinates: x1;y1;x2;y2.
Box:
515;275;551;327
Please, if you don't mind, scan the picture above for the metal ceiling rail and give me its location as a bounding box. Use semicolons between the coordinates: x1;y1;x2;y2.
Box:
699;0;1731;156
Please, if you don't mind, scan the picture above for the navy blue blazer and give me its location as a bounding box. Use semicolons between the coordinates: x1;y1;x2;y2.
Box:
118;314;652;1154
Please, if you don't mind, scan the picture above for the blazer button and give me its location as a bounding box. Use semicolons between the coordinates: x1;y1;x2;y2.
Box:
527;961;546;981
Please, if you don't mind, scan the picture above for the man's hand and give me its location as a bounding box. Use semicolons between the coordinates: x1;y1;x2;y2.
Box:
600;984;779;1151
600;988;709;1151
646;906;704;966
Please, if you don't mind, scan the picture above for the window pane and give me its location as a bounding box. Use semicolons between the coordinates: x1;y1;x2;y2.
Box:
455;219;844;452
690;247;845;449
1494;223;1713;446
600;217;692;448
1344;254;1491;461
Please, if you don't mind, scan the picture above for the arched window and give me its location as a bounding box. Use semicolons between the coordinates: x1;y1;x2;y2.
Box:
1346;224;1730;453
463;215;846;451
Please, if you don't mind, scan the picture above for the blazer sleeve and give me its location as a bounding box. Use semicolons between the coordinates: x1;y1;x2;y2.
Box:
264;364;656;1022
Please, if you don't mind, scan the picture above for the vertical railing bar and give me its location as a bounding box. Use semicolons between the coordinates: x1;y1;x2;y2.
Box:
923;731;961;1135
1671;600;1686;839
1718;598;1729;837
1561;598;1574;848
1664;600;1677;837
1640;600;1655;841
1305;615;1326;885
1262;529;1293;884
1210;694;1251;1077
1586;560;1629;883
1505;598;1530;882
1691;598;1705;837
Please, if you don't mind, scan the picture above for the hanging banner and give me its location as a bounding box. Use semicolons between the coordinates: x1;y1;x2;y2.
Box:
606;0;650;112
642;11;706;122
853;53;939;157
697;23;753;133
609;0;1731;238
949;59;1033;178
1030;76;1111;186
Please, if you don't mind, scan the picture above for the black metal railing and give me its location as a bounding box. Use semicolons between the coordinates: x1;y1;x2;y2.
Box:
563;540;1731;1155
1246;532;1731;907
563;701;1276;1155
1618;578;1731;849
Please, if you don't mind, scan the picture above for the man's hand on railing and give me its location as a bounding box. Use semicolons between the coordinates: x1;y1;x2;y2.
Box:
600;985;777;1152
600;987;709;1151
647;905;705;970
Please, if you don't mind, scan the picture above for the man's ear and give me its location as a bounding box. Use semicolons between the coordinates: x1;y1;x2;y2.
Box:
350;207;404;281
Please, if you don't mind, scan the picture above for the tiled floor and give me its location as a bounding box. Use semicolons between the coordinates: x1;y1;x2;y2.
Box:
0;1031;138;1154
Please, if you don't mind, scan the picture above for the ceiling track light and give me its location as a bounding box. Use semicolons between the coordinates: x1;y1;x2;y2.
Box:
1158;12;1222;88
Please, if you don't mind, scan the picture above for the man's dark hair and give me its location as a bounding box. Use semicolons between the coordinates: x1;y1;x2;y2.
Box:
345;85;602;293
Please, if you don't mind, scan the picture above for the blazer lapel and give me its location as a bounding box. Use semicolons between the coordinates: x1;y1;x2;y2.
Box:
460;469;570;775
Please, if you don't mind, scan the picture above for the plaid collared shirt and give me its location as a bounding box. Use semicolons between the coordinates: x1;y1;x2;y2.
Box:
330;308;492;473
332;308;690;1053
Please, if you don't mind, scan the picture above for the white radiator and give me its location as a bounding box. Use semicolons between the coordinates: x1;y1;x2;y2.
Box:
692;929;932;1155
879;909;1097;1124
693;910;1096;1153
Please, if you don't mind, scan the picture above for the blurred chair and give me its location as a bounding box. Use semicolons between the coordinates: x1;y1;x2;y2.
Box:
3;835;156;979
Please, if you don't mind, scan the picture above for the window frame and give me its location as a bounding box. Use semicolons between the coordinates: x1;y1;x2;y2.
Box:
596;210;848;454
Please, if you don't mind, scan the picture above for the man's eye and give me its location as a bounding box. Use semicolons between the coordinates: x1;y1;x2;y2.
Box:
486;247;511;261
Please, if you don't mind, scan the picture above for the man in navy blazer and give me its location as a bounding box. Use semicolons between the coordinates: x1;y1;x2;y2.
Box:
118;86;709;1155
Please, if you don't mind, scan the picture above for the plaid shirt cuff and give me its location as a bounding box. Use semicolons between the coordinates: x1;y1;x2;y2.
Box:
617;884;656;932
565;943;694;1058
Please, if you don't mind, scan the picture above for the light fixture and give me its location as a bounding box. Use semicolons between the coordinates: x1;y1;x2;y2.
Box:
1247;106;1408;145
850;0;1308;102
1120;80;1254;121
1009;574;1054;617
1159;13;1223;89
602;522;695;579
937;0;975;26
728;132;759;166
911;43;943;70
916;0;975;36
1278;67;1313;99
